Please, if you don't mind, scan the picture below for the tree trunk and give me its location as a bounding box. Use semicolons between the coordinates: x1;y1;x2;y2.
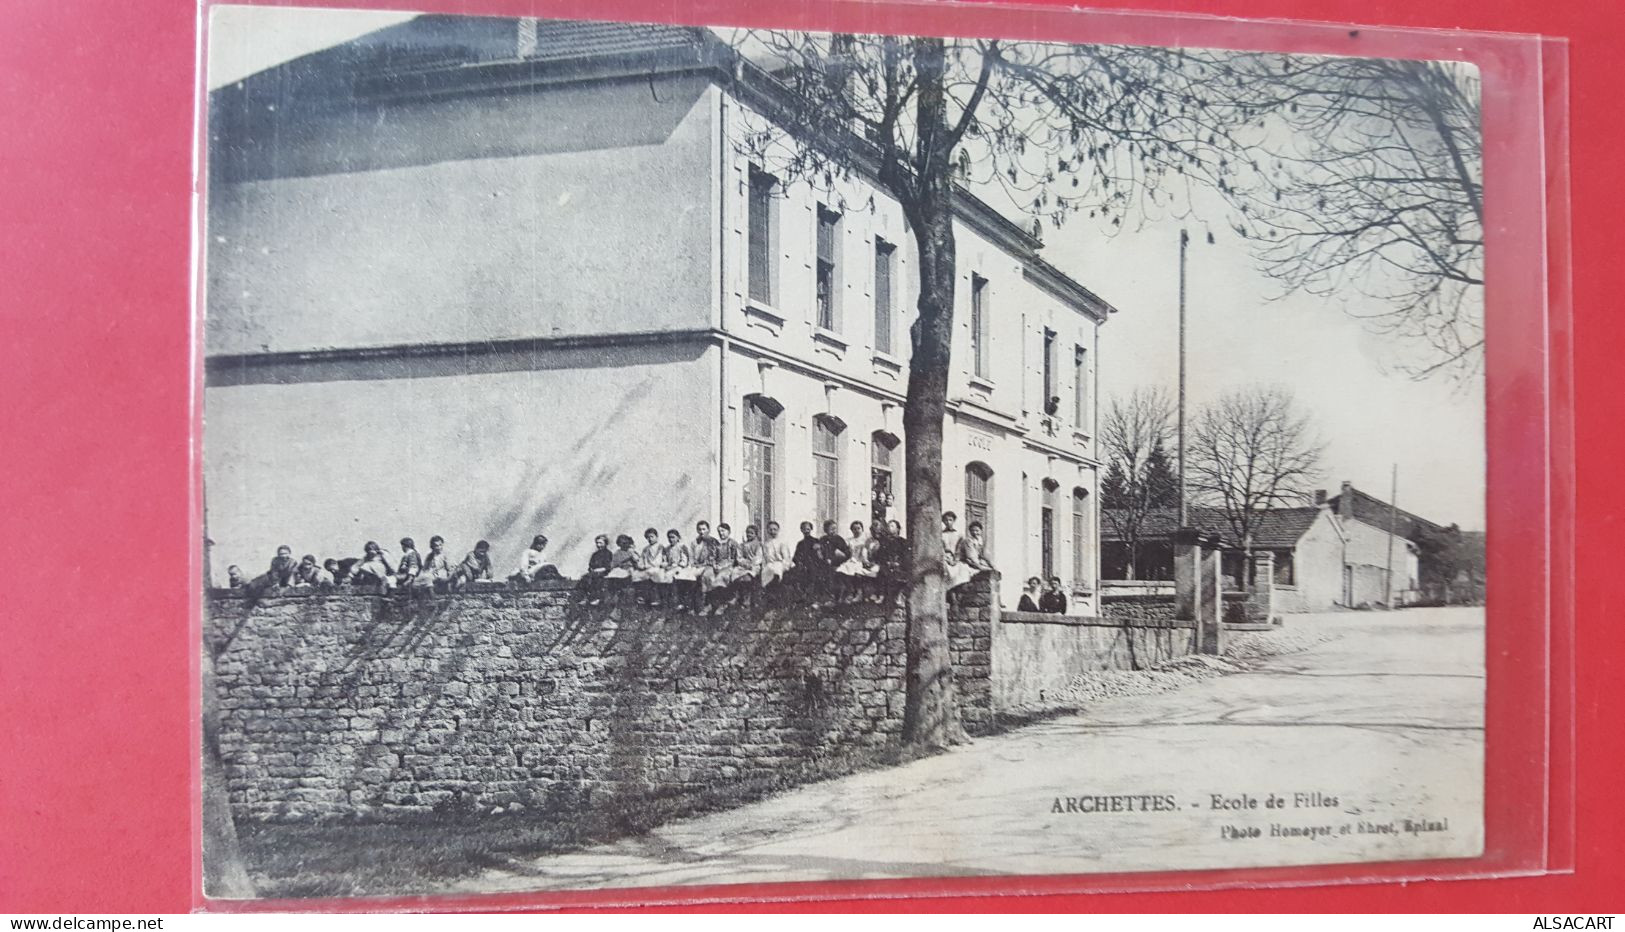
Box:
898;50;967;755
202;655;255;898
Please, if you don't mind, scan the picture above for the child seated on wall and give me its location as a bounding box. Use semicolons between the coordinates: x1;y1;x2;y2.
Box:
448;540;493;590
582;534;613;605
633;527;673;606
607;534;639;604
509;535;556;588
350;540;396;591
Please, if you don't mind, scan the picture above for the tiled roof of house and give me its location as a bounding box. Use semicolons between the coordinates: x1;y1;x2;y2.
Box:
1102;505;1323;549
1324;486;1445;541
1244;507;1324;548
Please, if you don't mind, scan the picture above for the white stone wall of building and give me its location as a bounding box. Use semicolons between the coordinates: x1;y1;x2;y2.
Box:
205;74;718;357
204;343;719;583
203;77;1110;608
1286;509;1421;611
714;91;1104;607
1338;514;1422;605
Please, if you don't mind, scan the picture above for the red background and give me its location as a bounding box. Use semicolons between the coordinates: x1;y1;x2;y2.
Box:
0;0;1610;913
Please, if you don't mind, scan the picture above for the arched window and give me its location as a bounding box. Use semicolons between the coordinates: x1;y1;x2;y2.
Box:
870;431;899;526
813;416;845;527
965;462;993;542
1072;487;1091;587
1041;479;1059;579
742;396;781;534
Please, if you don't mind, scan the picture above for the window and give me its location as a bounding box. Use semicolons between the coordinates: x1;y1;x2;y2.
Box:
1274;550;1295;587
970;275;989;378
816;206;841;330
964;462;993;542
747;167;776;305
742;396;779;534
1073;345;1088;427
813;416;844;526
874;239;896;355
1042;328;1058;414
1041;480;1059;578
1072;487;1090;586
870;432;898;525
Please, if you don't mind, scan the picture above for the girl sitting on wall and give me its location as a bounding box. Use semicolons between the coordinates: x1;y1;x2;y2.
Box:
395;538;422;589
699;523;745;614
448;540;493;590
732;524;766;610
817;520;852;606
509;535;553;587
351;540;396;591
582;534;613;605
836;519;879;602
665;528;697;612
759;521;794;596
607;534;639;604
941;512;974;591
955;521;997;589
417;536;453;591
634;527;673;606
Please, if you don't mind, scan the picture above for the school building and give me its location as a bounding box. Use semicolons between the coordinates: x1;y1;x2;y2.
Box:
202;15;1119;610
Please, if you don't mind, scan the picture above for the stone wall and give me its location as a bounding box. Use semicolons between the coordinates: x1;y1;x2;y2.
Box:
992;592;1196;717
1274;585;1307;614
206;580;992;828
1223;590;1251;626
1099;592;1177;626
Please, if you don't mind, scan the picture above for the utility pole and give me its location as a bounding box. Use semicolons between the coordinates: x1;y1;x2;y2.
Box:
1177;228;1188;528
1384;463;1399;609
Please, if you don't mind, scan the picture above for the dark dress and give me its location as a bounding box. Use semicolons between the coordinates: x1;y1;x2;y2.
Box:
1018;593;1041;613
819;533;852;570
396;548;422;583
792;536;823;571
1039;590;1069;614
875;535;909;584
583;547;613;599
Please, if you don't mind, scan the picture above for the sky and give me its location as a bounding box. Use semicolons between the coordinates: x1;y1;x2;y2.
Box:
1058;215;1486;530
205;6;417;89
204;5;1487;530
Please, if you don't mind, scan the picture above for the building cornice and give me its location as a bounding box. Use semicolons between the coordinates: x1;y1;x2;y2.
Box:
202;329;714;386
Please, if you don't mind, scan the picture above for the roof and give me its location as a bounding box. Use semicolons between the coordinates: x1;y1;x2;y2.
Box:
1324;486;1445;541
209;16;712;115
1102;506;1323;549
210;14;1119;321
1244;507;1325;548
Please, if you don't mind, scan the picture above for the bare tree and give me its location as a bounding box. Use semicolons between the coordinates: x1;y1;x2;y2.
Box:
1208;56;1483;380
203;648;256;897
1188;386;1325;557
1100;388;1177;579
721;32;1256;754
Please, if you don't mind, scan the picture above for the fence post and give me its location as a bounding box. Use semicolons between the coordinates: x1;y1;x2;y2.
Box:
1249;550;1278;626
1175;528;1224;654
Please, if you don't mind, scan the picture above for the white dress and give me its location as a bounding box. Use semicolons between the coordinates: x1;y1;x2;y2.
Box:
942;530;973;587
634;543;672;584
760;536;794;587
512;548;548;580
667;543;697;581
837;533;878;577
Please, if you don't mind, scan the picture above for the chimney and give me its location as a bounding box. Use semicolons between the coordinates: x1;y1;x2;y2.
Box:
1314;489;1327;506
1338;481;1354;518
517;17;538;58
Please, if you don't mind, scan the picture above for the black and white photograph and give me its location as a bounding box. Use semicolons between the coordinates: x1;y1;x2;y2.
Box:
199;4;1488;900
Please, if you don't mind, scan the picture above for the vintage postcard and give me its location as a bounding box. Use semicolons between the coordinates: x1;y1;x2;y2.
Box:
199;4;1487;900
